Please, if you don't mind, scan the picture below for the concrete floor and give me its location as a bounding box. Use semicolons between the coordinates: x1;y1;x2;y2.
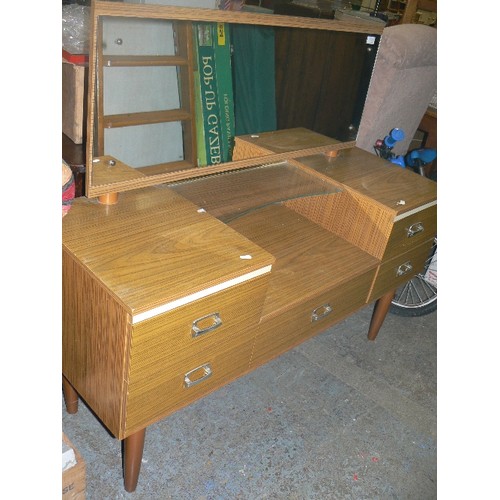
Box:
62;303;436;499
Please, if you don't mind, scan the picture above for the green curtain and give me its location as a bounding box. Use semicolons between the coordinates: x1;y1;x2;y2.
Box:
231;24;277;136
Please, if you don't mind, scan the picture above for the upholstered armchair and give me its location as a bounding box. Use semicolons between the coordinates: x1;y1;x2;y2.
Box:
356;23;437;157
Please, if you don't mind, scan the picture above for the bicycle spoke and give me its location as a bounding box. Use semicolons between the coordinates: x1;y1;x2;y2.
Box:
391;240;437;315
393;274;437;309
408;278;426;305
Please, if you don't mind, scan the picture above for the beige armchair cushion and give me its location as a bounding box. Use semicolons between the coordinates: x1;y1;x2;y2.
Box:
356;24;437;156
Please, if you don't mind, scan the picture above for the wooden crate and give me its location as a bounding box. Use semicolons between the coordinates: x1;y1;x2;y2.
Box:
62;59;87;144
62;433;86;499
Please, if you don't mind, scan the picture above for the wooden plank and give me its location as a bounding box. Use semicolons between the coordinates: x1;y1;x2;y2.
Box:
63;251;130;437
295;147;437;215
102;55;189;67
92;1;385;35
228;204;379;318
176;21;197;167
62;61;87;144
103;109;191;128
63;186;275;317
87;140;356;198
91;156;146;186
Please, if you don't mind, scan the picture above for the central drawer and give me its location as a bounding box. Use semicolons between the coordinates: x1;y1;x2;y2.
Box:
124;274;269;435
251;267;376;368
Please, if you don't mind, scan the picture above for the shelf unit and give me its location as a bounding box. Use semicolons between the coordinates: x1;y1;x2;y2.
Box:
95;19;197;174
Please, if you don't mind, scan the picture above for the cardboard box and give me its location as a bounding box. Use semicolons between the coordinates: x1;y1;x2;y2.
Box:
62;433;86;499
62;59;88;144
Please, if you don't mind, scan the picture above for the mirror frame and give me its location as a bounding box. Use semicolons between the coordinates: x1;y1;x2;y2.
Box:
86;0;384;199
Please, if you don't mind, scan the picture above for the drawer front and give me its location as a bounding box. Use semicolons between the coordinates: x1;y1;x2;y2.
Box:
124;275;269;435
125;335;254;435
383;204;436;261
369;240;434;302
251;268;376;368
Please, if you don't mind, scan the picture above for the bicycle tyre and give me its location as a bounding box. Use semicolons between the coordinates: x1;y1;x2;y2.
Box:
390;240;437;317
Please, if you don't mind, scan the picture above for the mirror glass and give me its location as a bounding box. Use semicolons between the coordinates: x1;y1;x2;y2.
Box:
87;1;382;197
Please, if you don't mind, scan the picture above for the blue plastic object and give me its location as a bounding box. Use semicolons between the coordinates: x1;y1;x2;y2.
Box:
384;128;405;148
390;155;406;168
406;148;437;167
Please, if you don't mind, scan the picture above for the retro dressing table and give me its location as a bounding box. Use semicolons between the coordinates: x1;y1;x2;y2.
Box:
62;2;437;492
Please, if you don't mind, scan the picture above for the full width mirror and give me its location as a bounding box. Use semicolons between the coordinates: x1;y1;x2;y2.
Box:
86;0;383;198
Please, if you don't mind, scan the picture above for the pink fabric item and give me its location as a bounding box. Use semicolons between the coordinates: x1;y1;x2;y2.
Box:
62;161;75;217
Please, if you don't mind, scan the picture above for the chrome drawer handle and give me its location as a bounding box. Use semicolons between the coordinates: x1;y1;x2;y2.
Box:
396;261;413;277
406;222;424;238
311;303;333;322
191;312;222;338
184;363;212;388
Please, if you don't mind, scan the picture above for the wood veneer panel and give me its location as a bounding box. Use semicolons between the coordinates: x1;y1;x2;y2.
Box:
63;187;274;317
284;191;393;259
233;127;341;156
102;109;191;129
126;336;254;436
368;239;434;302
297;148;390;184
383;204;437;261
251;267;376;367
297;148;437;214
91;1;384;35
101;55;190;67
62;250;130;437
228;204;379;319
169;162;341;222
91;156;146;186
88;141;355;198
124;275;268;435
175;21;196;167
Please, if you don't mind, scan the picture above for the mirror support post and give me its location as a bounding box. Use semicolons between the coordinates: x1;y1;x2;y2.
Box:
98;192;119;205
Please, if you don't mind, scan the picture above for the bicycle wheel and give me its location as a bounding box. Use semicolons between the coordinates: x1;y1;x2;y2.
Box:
390;239;437;317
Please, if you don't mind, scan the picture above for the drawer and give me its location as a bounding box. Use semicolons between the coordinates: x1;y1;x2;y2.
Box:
251;268;376;368
125;334;254;435
383;204;436;261
124;275;269;434
368;240;434;302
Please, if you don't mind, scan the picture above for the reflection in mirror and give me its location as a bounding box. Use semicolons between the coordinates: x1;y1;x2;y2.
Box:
168;161;343;223
101;18;184;168
95;16;197;176
87;2;383;197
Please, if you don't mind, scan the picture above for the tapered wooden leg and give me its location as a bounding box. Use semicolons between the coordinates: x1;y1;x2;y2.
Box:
62;375;79;414
123;428;146;493
368;290;396;341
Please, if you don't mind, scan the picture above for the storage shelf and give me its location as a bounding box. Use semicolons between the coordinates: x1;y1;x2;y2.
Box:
103;109;192;128
103;55;190;67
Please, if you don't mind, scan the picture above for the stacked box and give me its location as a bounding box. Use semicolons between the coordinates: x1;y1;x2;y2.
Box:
62;59;88;145
62;433;86;499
